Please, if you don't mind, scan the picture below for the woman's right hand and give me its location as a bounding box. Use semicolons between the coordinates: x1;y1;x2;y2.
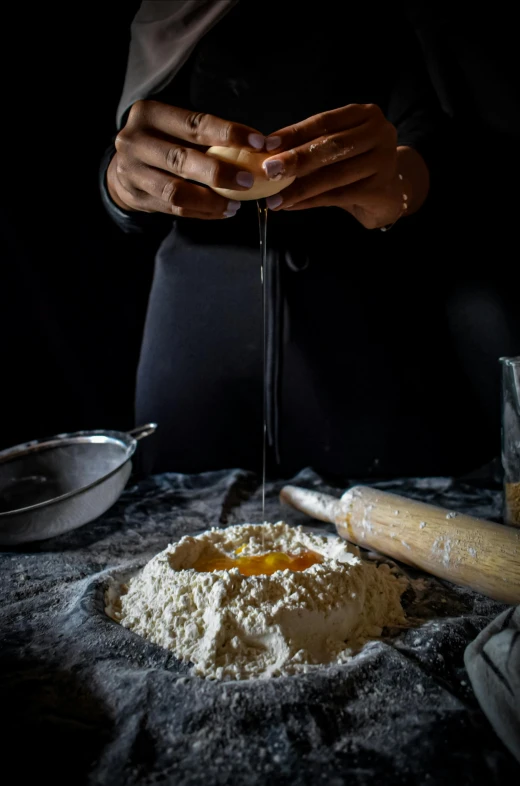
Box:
107;100;265;219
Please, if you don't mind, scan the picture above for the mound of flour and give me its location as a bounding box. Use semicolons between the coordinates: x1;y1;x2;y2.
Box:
106;522;407;680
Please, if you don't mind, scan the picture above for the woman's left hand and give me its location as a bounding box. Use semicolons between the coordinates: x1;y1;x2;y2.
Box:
262;104;428;229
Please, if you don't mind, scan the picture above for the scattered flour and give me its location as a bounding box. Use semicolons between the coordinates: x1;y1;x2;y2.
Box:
105;522;408;681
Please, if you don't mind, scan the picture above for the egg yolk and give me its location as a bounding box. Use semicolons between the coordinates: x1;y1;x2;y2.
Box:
192;549;323;576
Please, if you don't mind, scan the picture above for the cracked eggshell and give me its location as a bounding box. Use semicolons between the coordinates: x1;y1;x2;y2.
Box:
206;146;295;201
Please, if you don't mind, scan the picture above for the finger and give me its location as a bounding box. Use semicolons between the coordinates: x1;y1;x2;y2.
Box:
127;133;256;192
117;163;240;216
264;103;381;152
263;123;382;182
124;187;238;219
266;151;381;210
281;176;382;211
172;208;238;220
127;100;265;150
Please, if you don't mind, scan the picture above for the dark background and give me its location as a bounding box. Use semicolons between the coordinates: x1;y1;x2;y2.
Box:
1;3;149;450
1;3;519;461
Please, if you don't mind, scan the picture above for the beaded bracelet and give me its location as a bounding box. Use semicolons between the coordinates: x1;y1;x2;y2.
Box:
380;174;408;232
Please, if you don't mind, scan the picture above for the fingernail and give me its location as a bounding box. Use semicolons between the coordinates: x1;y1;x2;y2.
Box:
263;159;284;181
224;209;238;217
265;136;281;151
227;200;241;211
266;194;283;210
236;171;254;188
248;133;265;150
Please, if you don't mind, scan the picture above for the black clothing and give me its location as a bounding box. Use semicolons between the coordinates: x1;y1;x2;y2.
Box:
101;3;520;477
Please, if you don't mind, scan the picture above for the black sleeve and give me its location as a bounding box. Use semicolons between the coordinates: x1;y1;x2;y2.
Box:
385;19;450;183
403;4;520;234
97;0;173;236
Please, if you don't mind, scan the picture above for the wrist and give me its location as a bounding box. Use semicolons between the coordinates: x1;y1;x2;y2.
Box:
396;146;430;216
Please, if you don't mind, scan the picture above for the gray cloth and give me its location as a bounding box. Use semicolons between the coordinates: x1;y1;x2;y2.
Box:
116;0;238;128
1;469;519;784
465;606;520;764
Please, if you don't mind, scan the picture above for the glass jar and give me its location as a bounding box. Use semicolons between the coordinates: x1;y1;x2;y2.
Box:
501;356;520;526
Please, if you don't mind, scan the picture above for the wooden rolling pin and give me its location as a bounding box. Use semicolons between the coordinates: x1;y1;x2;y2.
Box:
280;485;520;605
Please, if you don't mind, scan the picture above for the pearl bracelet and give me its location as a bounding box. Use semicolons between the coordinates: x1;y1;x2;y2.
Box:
380;174;408;232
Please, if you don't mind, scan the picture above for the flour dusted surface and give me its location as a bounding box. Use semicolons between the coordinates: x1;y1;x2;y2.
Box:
106;522;407;680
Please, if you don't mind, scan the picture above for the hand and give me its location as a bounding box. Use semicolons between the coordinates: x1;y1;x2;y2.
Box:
107;100;266;220
262;104;429;229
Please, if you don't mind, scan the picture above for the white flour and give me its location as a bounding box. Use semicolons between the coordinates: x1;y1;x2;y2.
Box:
106;522;407;680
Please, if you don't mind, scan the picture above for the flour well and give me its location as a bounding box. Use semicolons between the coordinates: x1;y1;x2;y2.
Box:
106;522;407;680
